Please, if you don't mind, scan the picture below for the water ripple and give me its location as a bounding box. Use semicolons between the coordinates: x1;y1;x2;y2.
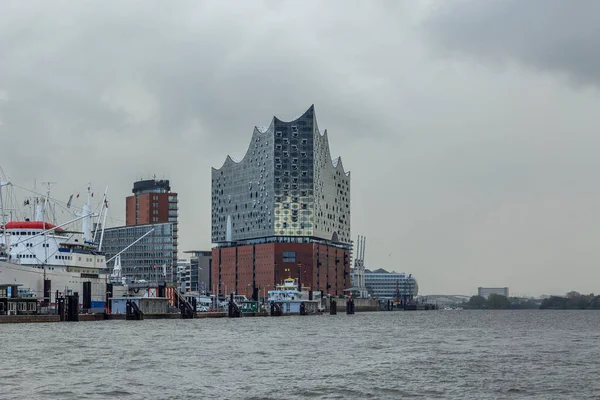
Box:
1;310;599;399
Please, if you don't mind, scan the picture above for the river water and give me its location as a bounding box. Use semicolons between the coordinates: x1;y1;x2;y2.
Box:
1;310;599;399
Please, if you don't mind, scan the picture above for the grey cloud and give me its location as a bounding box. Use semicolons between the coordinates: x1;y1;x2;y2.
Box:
424;0;600;87
0;0;419;242
0;0;406;144
3;1;600;297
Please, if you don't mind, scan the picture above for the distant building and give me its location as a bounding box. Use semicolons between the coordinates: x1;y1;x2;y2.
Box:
176;259;191;293
352;268;418;300
101;223;177;282
478;287;509;299
211;106;352;298
184;250;212;294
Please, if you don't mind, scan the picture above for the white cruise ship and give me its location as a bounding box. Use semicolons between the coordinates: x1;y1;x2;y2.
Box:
0;181;109;308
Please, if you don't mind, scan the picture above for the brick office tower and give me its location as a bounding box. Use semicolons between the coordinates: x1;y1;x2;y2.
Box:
211;105;351;299
125;178;178;258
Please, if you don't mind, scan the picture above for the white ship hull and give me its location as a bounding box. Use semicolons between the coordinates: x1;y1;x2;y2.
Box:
0;261;108;306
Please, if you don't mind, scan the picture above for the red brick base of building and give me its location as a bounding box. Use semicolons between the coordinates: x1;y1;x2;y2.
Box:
211;241;351;299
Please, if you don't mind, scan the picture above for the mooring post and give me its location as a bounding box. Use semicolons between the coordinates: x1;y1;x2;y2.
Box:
330;298;337;315
346;298;354;315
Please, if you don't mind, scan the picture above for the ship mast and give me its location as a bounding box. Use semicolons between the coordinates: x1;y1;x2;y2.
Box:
93;186;109;250
0;181;10;227
82;183;92;244
0;180;11;259
38;182;56;225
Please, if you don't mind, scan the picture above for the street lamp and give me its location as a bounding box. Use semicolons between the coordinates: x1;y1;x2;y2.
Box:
213;282;224;310
263;285;270;303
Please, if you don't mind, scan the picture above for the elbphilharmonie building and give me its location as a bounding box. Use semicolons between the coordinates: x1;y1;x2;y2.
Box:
211;106;352;298
212;105;350;244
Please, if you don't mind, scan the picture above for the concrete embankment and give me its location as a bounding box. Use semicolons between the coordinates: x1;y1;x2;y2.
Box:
0;300;390;323
323;298;380;313
0;315;60;323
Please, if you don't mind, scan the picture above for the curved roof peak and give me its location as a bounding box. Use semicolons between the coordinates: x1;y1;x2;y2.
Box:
273;104;315;124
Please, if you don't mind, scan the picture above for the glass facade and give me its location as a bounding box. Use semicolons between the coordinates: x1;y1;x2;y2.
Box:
101;223;177;282
211;106;350;244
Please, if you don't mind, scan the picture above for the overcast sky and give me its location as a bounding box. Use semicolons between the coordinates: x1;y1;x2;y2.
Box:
1;0;599;297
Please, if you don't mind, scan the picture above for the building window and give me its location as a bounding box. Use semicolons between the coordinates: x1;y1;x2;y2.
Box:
283;251;296;262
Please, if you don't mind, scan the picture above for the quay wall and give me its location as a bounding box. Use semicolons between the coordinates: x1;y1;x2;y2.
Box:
322;298;379;313
0;315;60;323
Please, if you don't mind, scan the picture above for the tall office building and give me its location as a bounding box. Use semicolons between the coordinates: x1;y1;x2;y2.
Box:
125;178;178;259
211;105;351;298
126;179;178;225
102;178;178;282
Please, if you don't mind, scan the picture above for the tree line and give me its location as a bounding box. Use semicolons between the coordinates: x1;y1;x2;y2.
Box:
464;291;600;310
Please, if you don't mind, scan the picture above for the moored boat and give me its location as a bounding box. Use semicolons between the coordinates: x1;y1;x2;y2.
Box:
267;277;321;314
0;182;110;309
